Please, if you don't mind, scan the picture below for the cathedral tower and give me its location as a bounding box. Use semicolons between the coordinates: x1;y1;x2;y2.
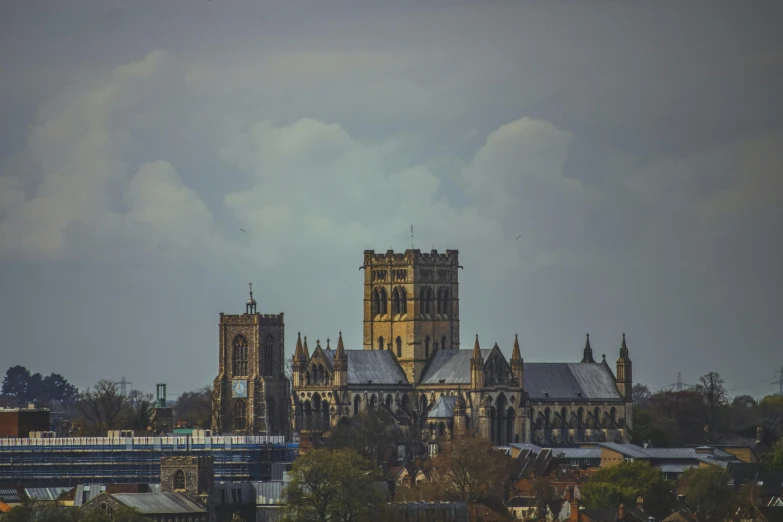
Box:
362;249;460;384
213;284;290;437
616;333;632;400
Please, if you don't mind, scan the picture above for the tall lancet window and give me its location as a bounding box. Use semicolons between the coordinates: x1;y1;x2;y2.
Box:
232;335;249;376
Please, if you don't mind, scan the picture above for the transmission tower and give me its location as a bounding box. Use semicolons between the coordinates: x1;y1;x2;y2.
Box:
116;376;133;396
676;372;683;392
775;366;783;395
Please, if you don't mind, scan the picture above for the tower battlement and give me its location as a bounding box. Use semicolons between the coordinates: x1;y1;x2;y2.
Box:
220;312;284;325
363;249;459;266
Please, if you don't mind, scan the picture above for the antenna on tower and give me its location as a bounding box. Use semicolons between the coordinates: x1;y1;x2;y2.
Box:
411;225;414;249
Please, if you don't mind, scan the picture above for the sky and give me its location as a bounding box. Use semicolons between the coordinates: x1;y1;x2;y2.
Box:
0;0;781;399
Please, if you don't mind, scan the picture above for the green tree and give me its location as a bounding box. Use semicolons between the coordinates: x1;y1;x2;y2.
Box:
762;438;783;471
631;407;669;447
1;365;32;402
679;466;736;522
282;448;386;522
582;461;674;519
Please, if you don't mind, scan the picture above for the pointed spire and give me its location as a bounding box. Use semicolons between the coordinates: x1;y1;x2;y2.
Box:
326;338;331;350
303;336;310;359
581;333;595;363
472;334;482;360
511;333;522;362
336;331;346;359
316;339;321;349
620;333;629;359
294;332;305;361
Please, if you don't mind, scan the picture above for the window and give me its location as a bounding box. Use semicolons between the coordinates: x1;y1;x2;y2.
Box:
437;288;449;315
377;336;384;351
396;337;402;357
232;335;249;376
372;288;381;316
174;469;186;490
265;336;274;376
441;335;447;351
399;288;407;314
379;288;387;315
420;287;433;315
234;400;247;430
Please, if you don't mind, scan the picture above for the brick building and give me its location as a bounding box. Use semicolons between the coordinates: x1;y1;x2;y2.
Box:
0;407;50;438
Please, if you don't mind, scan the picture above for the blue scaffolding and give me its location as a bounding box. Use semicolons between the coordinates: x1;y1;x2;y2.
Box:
0;436;298;487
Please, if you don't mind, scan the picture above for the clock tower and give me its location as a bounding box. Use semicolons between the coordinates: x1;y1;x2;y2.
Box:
213;284;291;438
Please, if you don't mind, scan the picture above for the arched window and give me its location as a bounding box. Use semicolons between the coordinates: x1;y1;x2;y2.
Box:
174;469;186;491
386;394;393;410
232;335;248;376
399;288;407;314
369;395;377;410
353;394;361;415
377;336;384;351
265;335;274;376
372;288;381;316
437;288;449;315
396;337;402;357
401;394;409;411
233;400;246;430
378;288;387;315
441;335;447;351
392;288;401;315
424;337;431;358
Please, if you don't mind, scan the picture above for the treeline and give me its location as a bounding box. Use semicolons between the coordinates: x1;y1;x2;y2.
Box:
632;371;783;447
1;365;78;405
1;366;216;435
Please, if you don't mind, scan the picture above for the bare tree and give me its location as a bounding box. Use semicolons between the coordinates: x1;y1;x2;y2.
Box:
76;380;126;435
694;371;728;441
124;390;155;431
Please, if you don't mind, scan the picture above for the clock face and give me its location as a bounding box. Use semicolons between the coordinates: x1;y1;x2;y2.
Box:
232;379;248;398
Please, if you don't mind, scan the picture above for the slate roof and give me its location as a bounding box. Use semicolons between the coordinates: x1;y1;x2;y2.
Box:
524;363;622;401
345;350;408;385
598;442;651;459
112;493;206;514
420;349;492;385
428;396;458;418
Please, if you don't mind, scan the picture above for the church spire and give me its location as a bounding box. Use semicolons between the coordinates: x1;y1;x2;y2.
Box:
335;331;346;359
616;333;632;401
511;333;524;389
246;282;257;314
294;332;306;361
581;333;595;363
472;334;482;360
303;336;310;360
620;332;629;359
511;334;522;362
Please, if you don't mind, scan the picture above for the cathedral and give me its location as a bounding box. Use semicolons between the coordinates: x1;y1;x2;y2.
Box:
212;284;290;437
290;249;634;446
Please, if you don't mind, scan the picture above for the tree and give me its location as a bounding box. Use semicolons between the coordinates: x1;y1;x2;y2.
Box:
326;409;401;466
5;503;151;522
762;439;783;471
1;365;31;402
679;466;736;522
174;386;213;428
282;448;386;522
41;373;78;404
631;407;669;447
123;390;155;430
694;371;728;442
76;380;126;435
430;435;513;510
582;461;675;519
632;384;652;408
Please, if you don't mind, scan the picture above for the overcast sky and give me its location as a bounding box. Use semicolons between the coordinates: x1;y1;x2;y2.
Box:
1;0;781;399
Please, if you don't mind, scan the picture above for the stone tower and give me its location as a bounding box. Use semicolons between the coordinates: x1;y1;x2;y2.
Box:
616;333;632;400
161;456;215;518
213;284;290;437
362;249;461;384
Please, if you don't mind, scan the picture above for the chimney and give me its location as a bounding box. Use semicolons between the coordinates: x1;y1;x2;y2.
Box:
618;503;625;519
636;496;644;510
756;426;764;442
